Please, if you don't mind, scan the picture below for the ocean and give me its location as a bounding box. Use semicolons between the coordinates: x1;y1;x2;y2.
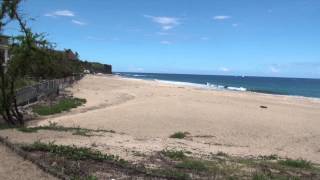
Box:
116;72;320;98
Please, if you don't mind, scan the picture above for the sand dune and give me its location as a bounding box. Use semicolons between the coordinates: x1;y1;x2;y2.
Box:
35;75;320;163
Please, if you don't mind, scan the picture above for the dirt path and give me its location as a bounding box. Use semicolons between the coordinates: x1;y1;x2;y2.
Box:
0;143;57;180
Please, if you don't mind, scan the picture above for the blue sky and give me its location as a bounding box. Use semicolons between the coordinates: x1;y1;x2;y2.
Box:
4;0;320;78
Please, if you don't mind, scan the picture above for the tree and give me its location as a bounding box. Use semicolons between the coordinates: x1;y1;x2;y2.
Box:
0;1;93;125
0;0;51;125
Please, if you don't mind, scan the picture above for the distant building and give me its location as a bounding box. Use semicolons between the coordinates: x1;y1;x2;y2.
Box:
0;35;10;69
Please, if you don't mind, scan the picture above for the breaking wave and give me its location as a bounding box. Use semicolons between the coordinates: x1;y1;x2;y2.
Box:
154;80;247;92
206;82;247;91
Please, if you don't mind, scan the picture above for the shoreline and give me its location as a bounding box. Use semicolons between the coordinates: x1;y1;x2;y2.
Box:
116;74;320;103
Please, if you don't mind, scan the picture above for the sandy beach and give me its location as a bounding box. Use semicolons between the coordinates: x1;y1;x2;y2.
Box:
21;74;319;163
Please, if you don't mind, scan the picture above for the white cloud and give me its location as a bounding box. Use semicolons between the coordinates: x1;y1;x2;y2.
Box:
144;15;180;30
213;15;231;20
270;66;280;73
219;67;230;72
160;40;172;45
72;19;86;26
45;10;75;17
44;14;55;17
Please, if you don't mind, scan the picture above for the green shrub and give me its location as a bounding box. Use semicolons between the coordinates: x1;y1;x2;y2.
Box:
176;160;208;171
16;124;114;138
162;150;186;160
17;127;38;133
0;123;13;130
252;173;268;180
259;154;278;160
72;128;92;137
15;78;37;89
22;141;127;163
153;169;191;180
278;159;312;169
170;132;189;139
216;151;228;157
33;97;86;116
71;175;98;180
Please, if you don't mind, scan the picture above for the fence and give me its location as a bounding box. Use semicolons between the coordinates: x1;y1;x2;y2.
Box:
16;75;83;106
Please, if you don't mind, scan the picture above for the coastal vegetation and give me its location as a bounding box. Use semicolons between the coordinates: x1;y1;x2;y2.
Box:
279;158;312;169
0;0;33;126
0;0;74;126
1;122;319;179
170;131;190;139
0;0;109;126
22;141;126;163
16;121;115;135
15;138;320;179
32;97;86;116
216;151;229;157
161;149;187;160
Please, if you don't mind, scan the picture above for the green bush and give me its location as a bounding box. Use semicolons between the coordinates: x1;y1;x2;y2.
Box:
152;169;191;180
169;132;189;139
252;173;268;180
15;78;37;89
16;123;115;135
22;141;127;163
162;150;186;160
176;160;208;171
0;123;13;130
216;151;228;157
33;97;86;116
278;159;312;169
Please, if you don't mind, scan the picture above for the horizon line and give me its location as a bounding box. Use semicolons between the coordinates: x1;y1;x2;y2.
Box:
116;71;320;80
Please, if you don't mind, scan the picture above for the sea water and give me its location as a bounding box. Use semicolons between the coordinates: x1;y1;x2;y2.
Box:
116;72;320;98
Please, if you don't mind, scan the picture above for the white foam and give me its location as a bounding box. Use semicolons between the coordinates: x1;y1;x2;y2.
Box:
206;82;246;91
156;80;208;89
206;82;225;89
156;80;247;92
227;86;247;91
132;74;146;77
